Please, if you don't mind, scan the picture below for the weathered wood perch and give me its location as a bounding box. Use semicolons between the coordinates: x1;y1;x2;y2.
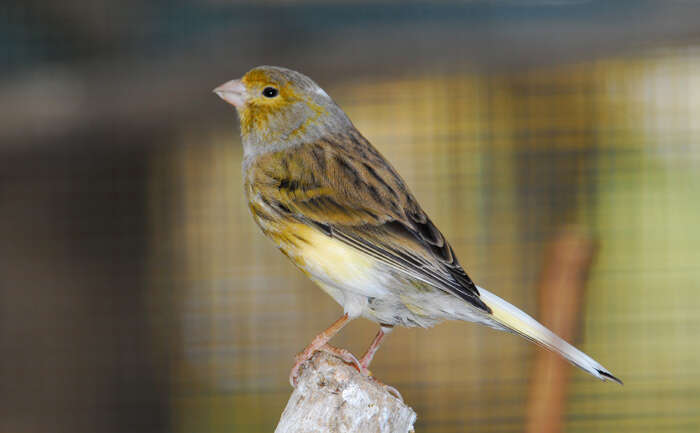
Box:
275;352;416;433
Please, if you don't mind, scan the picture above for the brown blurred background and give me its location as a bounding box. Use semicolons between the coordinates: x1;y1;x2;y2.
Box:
2;1;700;432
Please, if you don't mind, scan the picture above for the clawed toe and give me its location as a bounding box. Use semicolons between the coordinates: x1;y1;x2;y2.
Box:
289;347;402;401
288;344;365;387
319;344;365;373
289;349;320;387
381;383;403;401
289;357;307;387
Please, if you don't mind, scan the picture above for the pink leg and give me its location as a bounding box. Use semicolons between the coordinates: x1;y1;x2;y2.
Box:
359;325;393;371
289;313;352;387
358;325;401;401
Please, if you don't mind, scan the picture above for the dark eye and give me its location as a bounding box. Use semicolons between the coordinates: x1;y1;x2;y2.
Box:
262;87;279;98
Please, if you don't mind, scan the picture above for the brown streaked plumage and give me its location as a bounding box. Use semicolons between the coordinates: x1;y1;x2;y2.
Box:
245;132;490;314
214;66;621;388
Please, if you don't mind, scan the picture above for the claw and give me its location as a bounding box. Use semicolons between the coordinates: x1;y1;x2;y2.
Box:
289;346;403;402
290;344;366;387
289;354;308;387
382;383;404;401
319;344;364;373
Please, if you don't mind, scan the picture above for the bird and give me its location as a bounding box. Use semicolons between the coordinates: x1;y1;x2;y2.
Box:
214;65;621;388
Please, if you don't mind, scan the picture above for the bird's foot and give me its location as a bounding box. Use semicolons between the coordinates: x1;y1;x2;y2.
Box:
289;349;314;387
321;345;402;401
322;345;402;401
318;344;366;374
288;313;354;387
289;344;367;386
288;346;402;401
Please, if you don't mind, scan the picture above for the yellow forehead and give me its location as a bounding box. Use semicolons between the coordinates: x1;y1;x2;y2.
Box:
242;69;273;86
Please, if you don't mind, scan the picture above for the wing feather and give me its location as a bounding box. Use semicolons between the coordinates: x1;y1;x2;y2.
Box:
248;131;491;313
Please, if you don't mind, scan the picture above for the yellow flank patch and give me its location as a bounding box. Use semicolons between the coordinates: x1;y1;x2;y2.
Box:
282;223;375;285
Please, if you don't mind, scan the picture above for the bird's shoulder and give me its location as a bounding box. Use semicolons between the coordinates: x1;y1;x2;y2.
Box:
246;129;410;223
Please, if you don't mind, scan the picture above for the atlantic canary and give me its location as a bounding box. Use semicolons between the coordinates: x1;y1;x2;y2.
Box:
214;66;621;388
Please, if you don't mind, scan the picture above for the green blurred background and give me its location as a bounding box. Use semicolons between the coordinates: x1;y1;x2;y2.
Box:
2;1;699;432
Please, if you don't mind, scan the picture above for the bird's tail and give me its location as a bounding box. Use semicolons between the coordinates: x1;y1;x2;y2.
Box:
477;286;622;384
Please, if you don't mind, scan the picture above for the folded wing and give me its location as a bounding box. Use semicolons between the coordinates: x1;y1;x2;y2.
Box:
249;132;490;313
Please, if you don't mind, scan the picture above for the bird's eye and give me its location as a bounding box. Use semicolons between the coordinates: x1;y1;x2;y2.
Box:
262;87;279;98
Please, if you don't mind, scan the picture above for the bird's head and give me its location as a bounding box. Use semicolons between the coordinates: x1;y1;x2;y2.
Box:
214;66;351;155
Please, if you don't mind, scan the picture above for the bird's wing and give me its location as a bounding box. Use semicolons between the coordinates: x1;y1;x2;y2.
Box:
249;132;490;313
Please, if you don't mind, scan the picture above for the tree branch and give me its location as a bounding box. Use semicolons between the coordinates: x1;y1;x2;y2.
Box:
275;352;416;433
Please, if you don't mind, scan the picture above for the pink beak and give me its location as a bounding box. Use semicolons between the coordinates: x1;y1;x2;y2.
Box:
213;79;247;108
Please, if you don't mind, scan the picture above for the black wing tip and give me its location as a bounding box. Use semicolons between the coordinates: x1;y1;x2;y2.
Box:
467;291;492;314
469;285;492;314
598;369;623;385
451;287;492;314
478;298;492;314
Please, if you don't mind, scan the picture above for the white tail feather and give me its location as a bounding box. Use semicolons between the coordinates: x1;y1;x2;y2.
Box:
477;286;622;384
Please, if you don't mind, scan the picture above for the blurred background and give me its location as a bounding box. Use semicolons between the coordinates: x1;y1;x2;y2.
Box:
2;1;700;432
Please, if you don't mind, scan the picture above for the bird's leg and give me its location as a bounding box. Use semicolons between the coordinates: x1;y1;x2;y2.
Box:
289;313;352;387
357;325;401;400
359;324;393;372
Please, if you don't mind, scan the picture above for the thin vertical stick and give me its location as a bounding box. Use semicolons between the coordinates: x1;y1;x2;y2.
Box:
525;227;596;433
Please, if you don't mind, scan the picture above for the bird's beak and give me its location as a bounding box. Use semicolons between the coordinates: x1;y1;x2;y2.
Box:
213;79;247;108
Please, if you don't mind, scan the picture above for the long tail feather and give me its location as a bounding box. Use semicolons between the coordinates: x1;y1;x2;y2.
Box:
477;286;622;384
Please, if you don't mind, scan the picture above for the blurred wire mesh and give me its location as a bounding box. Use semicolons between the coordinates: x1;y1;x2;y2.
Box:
2;2;700;433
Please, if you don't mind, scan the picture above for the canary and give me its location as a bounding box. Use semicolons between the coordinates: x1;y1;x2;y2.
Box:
214;66;621;387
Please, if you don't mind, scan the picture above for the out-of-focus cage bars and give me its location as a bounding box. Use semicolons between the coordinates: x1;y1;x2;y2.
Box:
147;48;700;433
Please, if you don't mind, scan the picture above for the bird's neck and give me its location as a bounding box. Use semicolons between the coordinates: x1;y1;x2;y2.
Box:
240;109;351;163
